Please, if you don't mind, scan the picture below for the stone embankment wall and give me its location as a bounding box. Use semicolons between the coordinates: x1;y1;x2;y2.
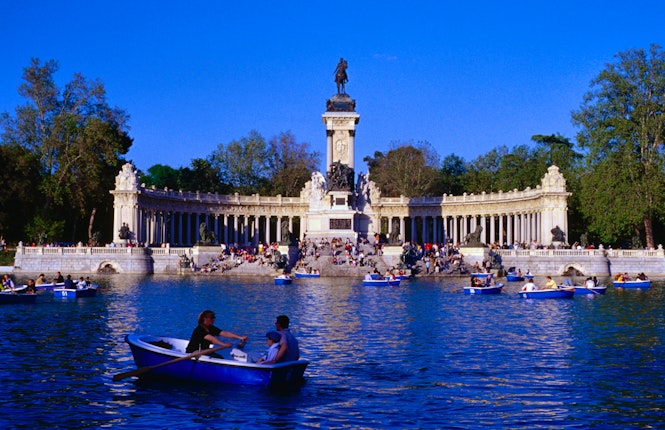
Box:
11;245;665;277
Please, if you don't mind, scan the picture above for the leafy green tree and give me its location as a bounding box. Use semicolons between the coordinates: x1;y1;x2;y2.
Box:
0;144;42;242
210;130;271;195
263;131;320;197
463;147;505;194
0;58;132;244
141;164;181;189
180;158;230;194
572;44;665;248
439;154;467;195
366;143;440;197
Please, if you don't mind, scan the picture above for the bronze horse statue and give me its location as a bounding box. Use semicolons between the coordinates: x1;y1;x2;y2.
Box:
334;57;348;94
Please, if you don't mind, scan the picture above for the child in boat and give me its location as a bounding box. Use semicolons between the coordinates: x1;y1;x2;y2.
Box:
257;331;281;364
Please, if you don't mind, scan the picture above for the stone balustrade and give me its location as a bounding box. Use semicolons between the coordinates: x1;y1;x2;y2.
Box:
11;245;665;276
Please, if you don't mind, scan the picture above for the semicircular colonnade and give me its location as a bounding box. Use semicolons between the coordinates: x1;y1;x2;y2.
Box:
111;164;570;249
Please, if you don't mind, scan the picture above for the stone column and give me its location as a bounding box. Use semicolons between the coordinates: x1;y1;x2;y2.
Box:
265;216;271;245
480;215;486;243
223;214;228;245
233;215;239;244
243;216;249;246
498;214;504;246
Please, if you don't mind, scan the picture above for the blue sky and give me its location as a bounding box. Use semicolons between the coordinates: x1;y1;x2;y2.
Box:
1;1;663;174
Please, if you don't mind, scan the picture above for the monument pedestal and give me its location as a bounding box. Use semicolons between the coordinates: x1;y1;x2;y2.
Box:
305;191;358;240
460;247;490;268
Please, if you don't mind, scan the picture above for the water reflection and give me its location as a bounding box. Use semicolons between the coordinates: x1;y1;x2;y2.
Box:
0;274;663;428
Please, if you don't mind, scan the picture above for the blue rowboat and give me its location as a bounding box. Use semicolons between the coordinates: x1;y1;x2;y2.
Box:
573;285;608;295
274;276;293;285
0;290;37;304
518;287;574;299
464;283;504;295
470;272;493;279
506;273;524;282
53;286;97;298
294;272;320;278
36;282;65;291
363;278;400;287
122;334;308;387
394;274;411;281
614;279;650;289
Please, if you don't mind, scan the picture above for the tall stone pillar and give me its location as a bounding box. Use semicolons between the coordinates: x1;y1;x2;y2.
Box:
540;165;571;245
110;163;140;245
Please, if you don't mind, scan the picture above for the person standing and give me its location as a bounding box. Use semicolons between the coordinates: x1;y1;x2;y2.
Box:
265;315;300;364
186;310;248;357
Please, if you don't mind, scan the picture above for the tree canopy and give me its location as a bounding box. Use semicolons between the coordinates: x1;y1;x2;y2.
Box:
572;44;665;248
0;58;132;244
364;141;442;197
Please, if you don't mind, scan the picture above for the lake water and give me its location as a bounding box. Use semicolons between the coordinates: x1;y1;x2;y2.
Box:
0;275;663;429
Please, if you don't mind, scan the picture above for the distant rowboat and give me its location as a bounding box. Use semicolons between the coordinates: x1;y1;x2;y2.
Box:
518;287;574;299
613;279;650;289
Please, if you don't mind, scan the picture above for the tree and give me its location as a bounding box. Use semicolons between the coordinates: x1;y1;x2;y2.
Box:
141;164;181;190
180;158;229;194
210;130;271;195
463;147;504;194
439;154;467;195
367;143;440;197
0;58;132;243
263;131;320;197
0;144;42;242
572;45;665;248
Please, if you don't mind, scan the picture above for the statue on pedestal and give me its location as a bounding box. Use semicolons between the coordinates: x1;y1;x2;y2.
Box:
463;226;485;247
198;223;217;245
551;225;566;243
334;57;348;94
328;161;354;192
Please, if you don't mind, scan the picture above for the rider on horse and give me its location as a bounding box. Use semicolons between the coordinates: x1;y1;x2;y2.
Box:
334;57;348;94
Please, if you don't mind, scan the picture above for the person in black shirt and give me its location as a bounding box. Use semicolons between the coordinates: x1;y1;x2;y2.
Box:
186;310;248;357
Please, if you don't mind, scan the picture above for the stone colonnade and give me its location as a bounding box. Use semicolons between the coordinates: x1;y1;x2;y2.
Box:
111;164;569;247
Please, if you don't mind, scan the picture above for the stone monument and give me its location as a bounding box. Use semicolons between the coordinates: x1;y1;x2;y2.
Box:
303;58;378;240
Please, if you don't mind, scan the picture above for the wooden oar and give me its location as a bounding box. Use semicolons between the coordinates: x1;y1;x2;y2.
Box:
113;346;224;381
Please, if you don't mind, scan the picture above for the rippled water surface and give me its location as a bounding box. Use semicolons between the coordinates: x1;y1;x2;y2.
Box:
1;275;663;429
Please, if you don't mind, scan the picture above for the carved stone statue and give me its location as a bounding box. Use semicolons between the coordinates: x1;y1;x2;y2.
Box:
463;225;484;247
115;163;139;191
334;57;348;94
327;161;354;192
310;171;326;202
551;225;566;243
390;218;401;244
198;223;216;245
280;218;291;245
